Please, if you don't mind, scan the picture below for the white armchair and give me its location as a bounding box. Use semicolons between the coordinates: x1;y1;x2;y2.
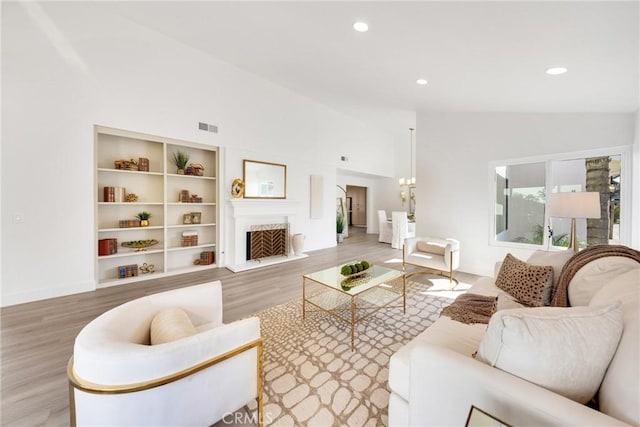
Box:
377;210;393;243
403;236;460;285
67;281;263;427
391;211;416;249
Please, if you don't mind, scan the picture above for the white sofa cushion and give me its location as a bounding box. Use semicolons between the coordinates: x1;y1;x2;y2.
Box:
569;256;640;306
388;316;487;401
495;254;553;307
388;276;499;402
526;249;574;304
461;276;498;297
496;291;526;311
476;302;623;404
150;307;197;345
589;268;640;425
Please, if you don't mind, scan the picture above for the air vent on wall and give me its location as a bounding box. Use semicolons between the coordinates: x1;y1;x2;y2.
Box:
198;122;218;133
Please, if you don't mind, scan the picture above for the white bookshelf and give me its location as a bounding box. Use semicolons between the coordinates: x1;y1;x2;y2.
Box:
95;125;218;287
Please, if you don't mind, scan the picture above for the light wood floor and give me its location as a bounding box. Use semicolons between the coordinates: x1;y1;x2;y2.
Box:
0;228;480;426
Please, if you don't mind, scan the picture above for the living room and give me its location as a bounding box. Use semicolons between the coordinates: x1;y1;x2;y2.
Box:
2;1;639;426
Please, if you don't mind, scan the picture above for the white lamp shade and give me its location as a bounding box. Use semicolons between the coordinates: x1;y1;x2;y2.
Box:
549;192;601;219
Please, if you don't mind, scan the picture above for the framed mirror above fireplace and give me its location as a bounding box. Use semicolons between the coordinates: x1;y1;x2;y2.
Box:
243;160;287;199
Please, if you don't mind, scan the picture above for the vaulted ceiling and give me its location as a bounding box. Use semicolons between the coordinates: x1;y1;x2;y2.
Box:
97;1;639;136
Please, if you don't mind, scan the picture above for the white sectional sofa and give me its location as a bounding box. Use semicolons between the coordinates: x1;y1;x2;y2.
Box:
388;248;640;427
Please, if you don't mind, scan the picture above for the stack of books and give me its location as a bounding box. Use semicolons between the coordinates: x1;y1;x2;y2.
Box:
199;251;215;265
98;238;118;256
103;187;126;202
119;219;141;228
117;264;138;278
103;187;115;202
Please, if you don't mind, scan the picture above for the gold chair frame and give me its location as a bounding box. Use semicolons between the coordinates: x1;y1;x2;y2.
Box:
68;338;264;427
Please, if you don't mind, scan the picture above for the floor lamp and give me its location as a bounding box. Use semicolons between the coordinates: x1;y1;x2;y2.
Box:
549;192;601;253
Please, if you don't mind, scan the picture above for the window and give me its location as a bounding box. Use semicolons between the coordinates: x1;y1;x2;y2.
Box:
495;162;546;245
490;147;630;249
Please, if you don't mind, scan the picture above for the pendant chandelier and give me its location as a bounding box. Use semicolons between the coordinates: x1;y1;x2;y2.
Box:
399;128;416;187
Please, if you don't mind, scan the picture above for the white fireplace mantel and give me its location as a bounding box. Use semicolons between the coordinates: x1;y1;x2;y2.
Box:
227;199;307;272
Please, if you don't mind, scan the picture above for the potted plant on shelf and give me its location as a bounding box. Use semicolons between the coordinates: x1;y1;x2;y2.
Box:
136;211;152;227
173;150;189;175
336;213;345;244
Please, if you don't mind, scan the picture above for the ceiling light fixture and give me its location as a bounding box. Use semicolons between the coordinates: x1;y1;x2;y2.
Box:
399;128;416;187
353;22;369;32
399;128;417;216
545;67;568;75
416;79;428;85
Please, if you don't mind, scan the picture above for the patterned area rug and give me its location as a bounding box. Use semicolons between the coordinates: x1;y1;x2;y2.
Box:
247;278;456;426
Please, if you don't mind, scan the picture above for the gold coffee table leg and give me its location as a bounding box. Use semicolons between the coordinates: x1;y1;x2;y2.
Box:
302;277;306;319
351;297;356;351
404;274;408;314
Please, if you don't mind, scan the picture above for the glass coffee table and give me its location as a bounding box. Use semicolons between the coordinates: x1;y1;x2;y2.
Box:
302;264;405;350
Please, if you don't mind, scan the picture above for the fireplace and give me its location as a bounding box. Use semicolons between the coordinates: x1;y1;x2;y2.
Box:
246;224;290;261
227;199;307;272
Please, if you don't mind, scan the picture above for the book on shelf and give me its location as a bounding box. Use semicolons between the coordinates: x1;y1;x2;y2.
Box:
103;187;125;202
200;251;215;265
117;264;139;278
119;219;141;228
98;238;118;256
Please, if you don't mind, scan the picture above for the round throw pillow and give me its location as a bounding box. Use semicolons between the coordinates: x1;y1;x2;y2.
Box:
150;307;197;345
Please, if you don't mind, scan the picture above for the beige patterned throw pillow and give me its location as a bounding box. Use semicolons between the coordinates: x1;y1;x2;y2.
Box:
495;254;553;307
150;307;197;345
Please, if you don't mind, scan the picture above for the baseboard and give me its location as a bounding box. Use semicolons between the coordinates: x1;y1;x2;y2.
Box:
1;281;94;307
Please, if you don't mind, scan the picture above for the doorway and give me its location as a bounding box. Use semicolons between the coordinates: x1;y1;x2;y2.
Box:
346;185;367;227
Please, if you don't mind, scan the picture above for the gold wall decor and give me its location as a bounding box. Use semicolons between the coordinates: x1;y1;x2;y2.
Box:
231;178;245;198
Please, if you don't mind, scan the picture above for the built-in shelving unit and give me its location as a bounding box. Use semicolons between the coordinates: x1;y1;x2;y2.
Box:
95;125;218;288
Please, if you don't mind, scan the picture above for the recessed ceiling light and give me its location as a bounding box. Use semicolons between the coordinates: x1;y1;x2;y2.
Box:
416;79;428;85
353;22;369;32
545;67;567;75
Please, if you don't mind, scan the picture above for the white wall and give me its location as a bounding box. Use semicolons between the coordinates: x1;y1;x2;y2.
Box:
0;2;397;306
415;112;637;277
633;110;640;249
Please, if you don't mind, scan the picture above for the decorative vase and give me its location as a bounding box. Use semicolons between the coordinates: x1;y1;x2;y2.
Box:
140;220;149;227
177;168;185;175
292;233;305;255
337;233;344;244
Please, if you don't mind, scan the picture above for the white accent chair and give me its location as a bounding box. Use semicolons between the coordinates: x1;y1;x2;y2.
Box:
377;210;393;243
403;236;460;285
68;281;263;427
391;211;416;249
